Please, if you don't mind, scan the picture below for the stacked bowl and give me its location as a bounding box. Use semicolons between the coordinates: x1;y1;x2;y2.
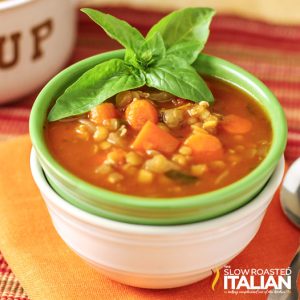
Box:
30;50;287;289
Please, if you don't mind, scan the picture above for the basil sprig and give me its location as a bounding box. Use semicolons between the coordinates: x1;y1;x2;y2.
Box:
48;7;215;121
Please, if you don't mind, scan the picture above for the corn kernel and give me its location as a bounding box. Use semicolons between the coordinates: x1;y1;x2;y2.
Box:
93;126;109;142
191;124;207;134
210;160;226;170
199;101;209;108
172;154;187;166
199;109;211;121
108;172;124;184
106;150;125;165
123;164;138;175
75;124;90;140
99;141;112;150
144;154;177;173
118;125;127;137
103;118;120;131
126;151;143;166
191;164;208;176
179;146;192;156
107;132;123;146
203;119;218;131
95;164;112;175
138;169;154;183
187;117;198;125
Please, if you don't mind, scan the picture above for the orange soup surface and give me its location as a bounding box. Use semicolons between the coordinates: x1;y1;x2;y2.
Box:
45;77;272;198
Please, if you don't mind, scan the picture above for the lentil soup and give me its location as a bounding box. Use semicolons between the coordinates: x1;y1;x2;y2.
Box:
45;77;272;198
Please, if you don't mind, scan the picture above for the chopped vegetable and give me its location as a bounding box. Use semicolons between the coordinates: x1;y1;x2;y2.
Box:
78;119;96;132
126;151;143;166
102;118;120;131
165;170;198;184
75;124;90;140
172;154;188;166
148;91;174;102
144;154;177;173
125;100;158;130
93;126;109;141
190;164;207;176
161;108;184;128
185;133;224;163
116;91;134;108
138;169;154;183
178;146;192;156
132;121;180;154
95;164;112;175
108;172;124;184
221;114;252;134
99;141;112;150
105;149;126;165
89;103;117;125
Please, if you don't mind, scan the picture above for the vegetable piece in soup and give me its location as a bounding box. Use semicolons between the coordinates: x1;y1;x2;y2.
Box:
45;77;272;198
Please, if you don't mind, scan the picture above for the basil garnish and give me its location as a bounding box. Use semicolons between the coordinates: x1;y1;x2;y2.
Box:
48;7;215;121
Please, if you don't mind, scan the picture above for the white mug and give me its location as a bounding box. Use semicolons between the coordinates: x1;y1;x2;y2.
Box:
0;0;79;104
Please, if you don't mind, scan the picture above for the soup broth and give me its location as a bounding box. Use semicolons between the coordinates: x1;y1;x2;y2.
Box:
45;77;272;198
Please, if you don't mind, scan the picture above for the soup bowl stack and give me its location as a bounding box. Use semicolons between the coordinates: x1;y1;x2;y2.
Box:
29;50;287;289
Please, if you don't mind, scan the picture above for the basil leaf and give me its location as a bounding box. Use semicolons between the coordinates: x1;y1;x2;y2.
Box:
125;32;165;69
147;7;215;64
165;170;198;184
139;32;166;65
145;55;214;103
81;8;145;54
48;59;145;121
124;48;140;69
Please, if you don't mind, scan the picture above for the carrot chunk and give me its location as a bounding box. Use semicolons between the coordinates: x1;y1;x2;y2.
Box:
89;103;117;124
132;121;180;154
221;114;252;134
125;99;158;130
185;133;224;163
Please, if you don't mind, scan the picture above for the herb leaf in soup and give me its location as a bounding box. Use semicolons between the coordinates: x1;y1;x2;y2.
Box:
145;55;214;102
147;7;215;64
165;170;198;184
82;8;165;69
81;8;145;54
125;32;166;69
48;59;145;121
48;7;216;121
138;32;166;66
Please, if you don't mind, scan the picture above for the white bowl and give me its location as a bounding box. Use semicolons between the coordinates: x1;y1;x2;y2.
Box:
30;150;284;289
0;0;78;103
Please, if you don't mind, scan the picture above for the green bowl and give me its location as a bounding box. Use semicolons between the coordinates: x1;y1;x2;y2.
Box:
30;50;287;225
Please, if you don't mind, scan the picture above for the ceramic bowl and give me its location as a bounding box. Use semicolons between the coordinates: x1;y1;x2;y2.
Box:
29;50;287;225
30;150;284;289
0;0;79;103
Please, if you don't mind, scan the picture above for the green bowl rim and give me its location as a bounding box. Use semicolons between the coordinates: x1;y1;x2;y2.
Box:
29;49;287;209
